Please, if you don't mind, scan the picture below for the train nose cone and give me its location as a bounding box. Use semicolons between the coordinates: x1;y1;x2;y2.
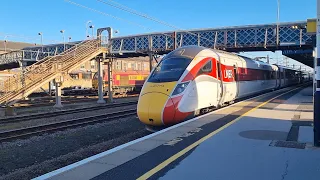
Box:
137;93;172;126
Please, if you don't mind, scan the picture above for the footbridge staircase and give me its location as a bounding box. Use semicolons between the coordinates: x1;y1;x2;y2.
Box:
0;39;107;106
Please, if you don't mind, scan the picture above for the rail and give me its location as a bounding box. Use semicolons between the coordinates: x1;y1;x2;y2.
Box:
0;101;137;124
0;109;137;142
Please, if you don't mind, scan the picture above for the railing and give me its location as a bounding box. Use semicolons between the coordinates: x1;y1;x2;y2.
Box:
0;50;55;65
0;39;104;105
110;21;313;54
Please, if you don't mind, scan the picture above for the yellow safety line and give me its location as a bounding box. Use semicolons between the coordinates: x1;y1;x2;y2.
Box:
136;86;302;180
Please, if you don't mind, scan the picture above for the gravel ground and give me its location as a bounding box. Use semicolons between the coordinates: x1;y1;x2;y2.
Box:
0;103;138;132
0;115;150;180
14;96;139;115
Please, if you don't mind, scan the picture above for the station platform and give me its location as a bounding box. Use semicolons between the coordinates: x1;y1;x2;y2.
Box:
33;85;318;180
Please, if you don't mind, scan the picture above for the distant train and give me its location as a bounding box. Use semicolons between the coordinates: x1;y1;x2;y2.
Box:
137;45;312;131
92;70;150;95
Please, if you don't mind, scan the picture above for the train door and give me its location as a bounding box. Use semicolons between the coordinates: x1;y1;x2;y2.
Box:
278;70;281;88
216;60;223;107
233;64;239;99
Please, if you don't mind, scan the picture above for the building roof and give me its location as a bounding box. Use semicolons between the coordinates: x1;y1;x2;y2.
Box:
0;40;36;53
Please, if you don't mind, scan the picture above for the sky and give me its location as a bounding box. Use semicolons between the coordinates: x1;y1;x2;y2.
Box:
0;0;316;71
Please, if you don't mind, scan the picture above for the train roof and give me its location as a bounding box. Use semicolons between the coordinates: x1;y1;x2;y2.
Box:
165;45;208;60
273;64;305;71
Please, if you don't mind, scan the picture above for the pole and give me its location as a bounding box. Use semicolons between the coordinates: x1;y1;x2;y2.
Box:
53;78;63;108
107;58;113;103
4;36;7;52
63;33;65;51
48;81;52;96
314;0;320;147
267;55;270;64
148;52;153;72
276;0;280;46
97;57;106;104
60;30;65;51
41;34;43;52
86;20;92;39
92;26;94;39
4;40;6;52
314;48;317;93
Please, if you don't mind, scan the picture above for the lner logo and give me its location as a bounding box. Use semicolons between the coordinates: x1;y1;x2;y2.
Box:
224;70;233;79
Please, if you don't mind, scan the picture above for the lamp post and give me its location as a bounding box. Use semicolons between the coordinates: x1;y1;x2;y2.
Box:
276;0;280;46
68;37;72;43
3;36;7;52
86;20;92;39
38;32;43;52
89;25;94;39
60;30;65;51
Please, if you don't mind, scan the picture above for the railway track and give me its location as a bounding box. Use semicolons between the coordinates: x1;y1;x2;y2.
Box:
0;101;138;124
15;94;139;108
0;109;137;142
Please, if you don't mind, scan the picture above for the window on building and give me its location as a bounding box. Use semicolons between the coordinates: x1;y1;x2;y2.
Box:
132;63;136;70
80;64;85;69
70;74;79;80
138;63;141;70
90;61;96;70
117;61;122;70
123;62;127;70
82;74;89;79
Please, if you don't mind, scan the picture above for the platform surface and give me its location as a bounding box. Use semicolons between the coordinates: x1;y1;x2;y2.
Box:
34;85;318;180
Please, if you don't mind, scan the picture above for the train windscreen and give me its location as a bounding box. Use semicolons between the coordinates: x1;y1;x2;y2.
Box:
148;57;192;83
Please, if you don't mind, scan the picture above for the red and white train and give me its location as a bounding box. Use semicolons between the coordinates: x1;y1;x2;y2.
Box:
137;46;312;130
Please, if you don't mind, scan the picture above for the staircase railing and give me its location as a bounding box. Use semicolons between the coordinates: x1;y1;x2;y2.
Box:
0;39;104;105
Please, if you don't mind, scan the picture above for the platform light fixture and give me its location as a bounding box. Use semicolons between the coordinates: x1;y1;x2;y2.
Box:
38;32;43;51
89;25;94;39
3;36;8;52
60;30;65;51
86;20;92;39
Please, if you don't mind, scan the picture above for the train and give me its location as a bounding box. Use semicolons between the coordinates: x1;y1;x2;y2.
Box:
92;70;150;95
137;45;312;131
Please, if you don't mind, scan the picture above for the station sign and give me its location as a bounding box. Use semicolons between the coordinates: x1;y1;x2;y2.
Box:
282;49;313;55
307;19;316;34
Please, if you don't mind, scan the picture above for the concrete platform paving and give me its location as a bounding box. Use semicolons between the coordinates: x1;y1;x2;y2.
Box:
33;85;319;180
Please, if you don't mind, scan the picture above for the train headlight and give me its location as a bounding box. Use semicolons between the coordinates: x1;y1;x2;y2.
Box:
172;81;190;96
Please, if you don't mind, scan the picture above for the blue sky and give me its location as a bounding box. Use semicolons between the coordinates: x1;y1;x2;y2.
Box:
0;0;316;70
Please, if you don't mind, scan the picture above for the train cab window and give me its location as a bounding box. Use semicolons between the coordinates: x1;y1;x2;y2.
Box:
197;60;212;75
148;56;192;83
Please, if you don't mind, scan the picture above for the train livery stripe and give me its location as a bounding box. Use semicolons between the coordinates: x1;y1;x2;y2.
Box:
183;56;302;84
181;57;213;82
162;98;176;125
163;95;193;125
